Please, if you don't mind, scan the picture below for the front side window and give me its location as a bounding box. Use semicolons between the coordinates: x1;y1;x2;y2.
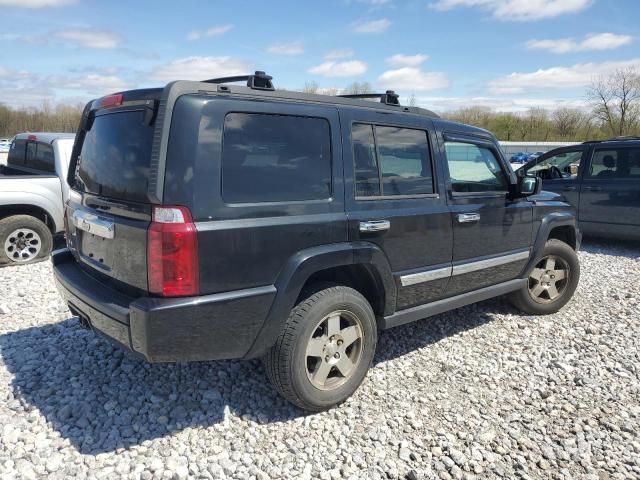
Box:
353;123;434;197
588;148;640;179
525;149;583;180
444;141;507;193
221;113;332;203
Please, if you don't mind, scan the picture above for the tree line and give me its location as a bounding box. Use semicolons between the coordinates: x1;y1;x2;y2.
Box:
1;68;639;141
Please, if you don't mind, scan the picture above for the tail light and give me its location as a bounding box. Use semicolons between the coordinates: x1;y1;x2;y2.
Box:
63;203;70;247
147;206;199;297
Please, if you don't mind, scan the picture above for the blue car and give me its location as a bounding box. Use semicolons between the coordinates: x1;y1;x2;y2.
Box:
510;152;530;163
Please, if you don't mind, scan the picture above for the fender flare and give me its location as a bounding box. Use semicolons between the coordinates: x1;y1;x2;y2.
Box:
243;241;395;359
524;212;578;274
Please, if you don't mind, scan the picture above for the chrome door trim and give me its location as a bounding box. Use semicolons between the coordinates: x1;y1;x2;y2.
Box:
398;250;530;288
72;210;115;239
400;266;452;287
452;250;530;276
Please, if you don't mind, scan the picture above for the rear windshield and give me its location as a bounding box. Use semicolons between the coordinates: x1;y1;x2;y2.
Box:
75;110;153;203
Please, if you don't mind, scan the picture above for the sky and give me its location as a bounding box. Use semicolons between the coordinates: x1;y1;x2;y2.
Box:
0;0;639;112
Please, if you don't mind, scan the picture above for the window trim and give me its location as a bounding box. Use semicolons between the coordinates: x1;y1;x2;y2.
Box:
220;110;334;205
586;145;640;180
442;136;510;197
352;120;437;201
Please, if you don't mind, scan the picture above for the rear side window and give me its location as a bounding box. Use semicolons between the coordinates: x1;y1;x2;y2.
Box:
25;142;56;173
444;141;508;193
588;148;640;179
8;139;26;167
353;123;434;198
75;110;154;203
221;113;332;203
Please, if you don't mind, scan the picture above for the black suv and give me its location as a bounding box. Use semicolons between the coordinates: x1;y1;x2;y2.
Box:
521;137;640;240
53;72;581;410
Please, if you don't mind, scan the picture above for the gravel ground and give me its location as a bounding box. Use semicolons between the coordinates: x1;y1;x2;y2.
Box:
0;239;639;480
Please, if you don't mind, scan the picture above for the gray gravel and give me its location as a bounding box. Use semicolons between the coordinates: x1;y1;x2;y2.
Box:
1;239;639;480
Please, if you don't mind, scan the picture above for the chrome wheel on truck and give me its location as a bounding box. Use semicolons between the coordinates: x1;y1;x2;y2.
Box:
527;255;570;303
4;228;42;263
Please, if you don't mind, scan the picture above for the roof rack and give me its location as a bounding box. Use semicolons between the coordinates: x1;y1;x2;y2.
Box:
202;70;275;91
583;136;640;144
338;90;400;106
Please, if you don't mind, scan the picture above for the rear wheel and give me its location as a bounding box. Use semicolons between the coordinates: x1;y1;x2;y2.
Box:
0;215;53;266
264;285;377;411
510;239;580;315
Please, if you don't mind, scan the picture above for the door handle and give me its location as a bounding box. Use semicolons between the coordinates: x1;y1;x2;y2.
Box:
457;213;481;223
584;186;602;192
359;220;391;233
563;186;577;192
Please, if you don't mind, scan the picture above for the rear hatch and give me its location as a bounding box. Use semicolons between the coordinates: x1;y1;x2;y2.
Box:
66;90;161;296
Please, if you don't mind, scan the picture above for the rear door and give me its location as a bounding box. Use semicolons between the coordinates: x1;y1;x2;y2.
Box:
67;101;158;294
341;108;453;310
578;145;640;238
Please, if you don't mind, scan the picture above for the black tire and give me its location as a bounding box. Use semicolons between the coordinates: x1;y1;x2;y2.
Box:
510;239;580;315
0;215;53;266
264;285;378;411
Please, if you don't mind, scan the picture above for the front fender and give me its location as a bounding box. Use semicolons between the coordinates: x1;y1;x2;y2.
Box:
243;242;395;359
524;211;578;274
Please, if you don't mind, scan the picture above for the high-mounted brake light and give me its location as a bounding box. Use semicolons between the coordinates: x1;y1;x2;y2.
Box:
98;94;123;109
27;134;37;141
147;206;199;297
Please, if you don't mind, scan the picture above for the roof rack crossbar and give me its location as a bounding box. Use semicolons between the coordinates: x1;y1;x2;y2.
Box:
338;90;400;106
202;71;275;91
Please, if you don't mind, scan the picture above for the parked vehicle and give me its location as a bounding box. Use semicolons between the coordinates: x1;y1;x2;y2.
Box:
0;139;11;153
527;151;545;160
52;72;581;410
510;152;530;163
0;133;75;265
521;137;640;240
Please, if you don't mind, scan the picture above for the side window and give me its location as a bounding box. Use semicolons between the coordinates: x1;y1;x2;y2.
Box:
7;139;26;167
525;149;583;180
588;148;640;179
352;123;434;198
444;141;507;193
221;112;332;203
24;142;55;173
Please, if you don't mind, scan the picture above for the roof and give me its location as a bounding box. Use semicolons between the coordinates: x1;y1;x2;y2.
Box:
14;132;76;143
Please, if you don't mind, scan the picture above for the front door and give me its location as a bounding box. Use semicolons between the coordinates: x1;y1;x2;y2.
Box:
340;108;453;310
579;145;640;238
521;146;588;209
440;133;533;296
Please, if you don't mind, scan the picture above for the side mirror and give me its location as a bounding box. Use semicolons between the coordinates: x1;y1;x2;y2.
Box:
519;175;542;196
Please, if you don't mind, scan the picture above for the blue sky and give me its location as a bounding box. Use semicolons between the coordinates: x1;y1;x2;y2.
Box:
0;0;638;112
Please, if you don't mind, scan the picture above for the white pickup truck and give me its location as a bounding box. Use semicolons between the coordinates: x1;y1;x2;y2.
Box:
0;132;75;265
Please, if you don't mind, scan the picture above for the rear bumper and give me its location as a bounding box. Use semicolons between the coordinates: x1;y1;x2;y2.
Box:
52;249;276;362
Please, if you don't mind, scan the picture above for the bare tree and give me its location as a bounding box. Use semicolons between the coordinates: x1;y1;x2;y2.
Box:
552;108;585;139
587;67;640;137
343;82;372;95
302;81;319;94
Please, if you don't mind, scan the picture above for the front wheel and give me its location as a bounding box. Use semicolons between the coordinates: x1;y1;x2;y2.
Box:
264;285;377;411
510;239;580;315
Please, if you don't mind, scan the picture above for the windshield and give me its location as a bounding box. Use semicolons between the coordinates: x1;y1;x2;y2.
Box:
75;110;154;203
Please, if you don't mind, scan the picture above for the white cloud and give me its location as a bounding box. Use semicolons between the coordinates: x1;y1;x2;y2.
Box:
0;0;74;7
415;95;588;113
267;41;304;56
308;60;368;77
55;28;121;49
352;18;391;33
187;24;234;41
324;49;354;60
488;58;640;94
149;56;251;82
527;33;633;54
378;67;449;91
354;0;391;5
47;73;131;94
386;54;429;67
429;0;592;21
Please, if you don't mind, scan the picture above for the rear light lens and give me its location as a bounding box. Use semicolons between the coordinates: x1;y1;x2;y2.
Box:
98;93;123;108
147;206;199;297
